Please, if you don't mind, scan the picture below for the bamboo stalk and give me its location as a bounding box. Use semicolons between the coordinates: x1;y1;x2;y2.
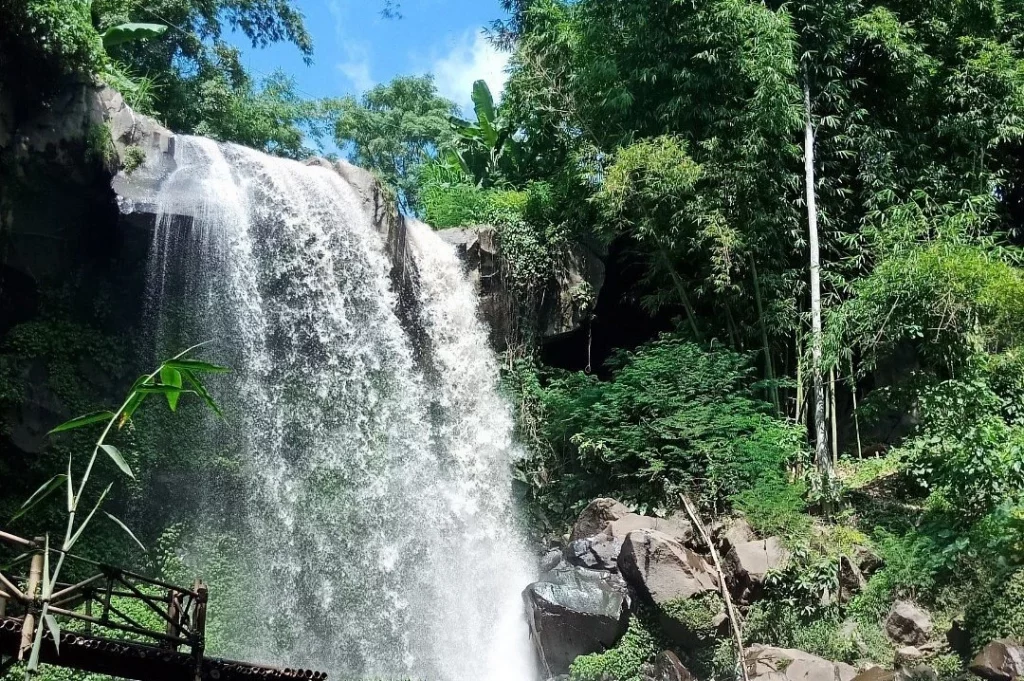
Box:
850;358;863;458
18;543;44;660
679;495;749;681
830;366;839;466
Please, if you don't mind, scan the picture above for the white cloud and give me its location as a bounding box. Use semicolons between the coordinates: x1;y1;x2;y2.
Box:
430;30;510;117
337;42;375;94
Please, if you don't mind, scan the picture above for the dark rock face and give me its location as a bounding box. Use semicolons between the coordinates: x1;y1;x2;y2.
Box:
885;601;933;647
523;563;630;677
744;645;858;681
437;225;605;350
724;538;790;604
969;640;1024;681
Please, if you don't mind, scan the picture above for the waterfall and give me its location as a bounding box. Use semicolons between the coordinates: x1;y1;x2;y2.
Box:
145;136;537;681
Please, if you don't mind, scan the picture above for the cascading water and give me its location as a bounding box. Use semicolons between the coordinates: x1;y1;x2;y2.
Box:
145;136;537;681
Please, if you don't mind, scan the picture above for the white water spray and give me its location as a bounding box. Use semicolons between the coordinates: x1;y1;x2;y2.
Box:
146;137;537;681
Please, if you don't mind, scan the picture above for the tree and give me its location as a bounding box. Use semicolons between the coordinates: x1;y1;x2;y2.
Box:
333;75;459;213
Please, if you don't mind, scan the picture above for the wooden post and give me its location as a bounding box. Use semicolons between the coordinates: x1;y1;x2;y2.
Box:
0;592;7;618
192;580;208;681
679;496;749;681
18;538;44;661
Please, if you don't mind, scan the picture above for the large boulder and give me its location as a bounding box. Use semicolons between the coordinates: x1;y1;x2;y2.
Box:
619;530;718;604
885;602;933;647
724;538;790;604
744;645;858;681
523;563;630;677
969;640;1024;681
566;499;695;573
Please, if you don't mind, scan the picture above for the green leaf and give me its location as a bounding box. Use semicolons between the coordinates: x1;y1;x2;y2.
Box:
160;365;183;411
44;611;61;655
27;603;46;671
13;474;69;521
163;359;232;374
68;484;113;550
471;79;495;126
48;411;115;435
119;390;147;428
100;444;134;478
135;385;195;395
104;512;147;552
42;535;51;598
181;370;224;418
101;23;168;48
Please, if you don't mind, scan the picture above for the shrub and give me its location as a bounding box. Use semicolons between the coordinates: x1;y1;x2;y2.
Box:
570;612;661;681
732;479;811;540
963;567;1024;650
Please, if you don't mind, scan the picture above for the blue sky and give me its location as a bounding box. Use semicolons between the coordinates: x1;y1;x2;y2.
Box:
228;0;511;116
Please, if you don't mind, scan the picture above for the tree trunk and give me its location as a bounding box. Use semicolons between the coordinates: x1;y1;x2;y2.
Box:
750;256;780;415
804;82;833;504
656;240;703;342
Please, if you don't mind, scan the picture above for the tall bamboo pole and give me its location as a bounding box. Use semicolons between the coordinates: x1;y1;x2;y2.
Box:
804;81;833;507
18;541;44;660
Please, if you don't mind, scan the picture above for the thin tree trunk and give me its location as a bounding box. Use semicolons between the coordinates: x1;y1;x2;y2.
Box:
724;302;741;350
750;256;780;416
830;366;839;466
804;82;833;506
795;325;804;426
850;357;863;459
680;495;749;681
656;240;703;342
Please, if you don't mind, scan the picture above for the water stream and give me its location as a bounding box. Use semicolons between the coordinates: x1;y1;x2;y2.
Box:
145;136;536;681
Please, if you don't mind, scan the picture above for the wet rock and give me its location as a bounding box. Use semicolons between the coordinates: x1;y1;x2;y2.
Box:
724;537;790;604
969;639;1024;681
618;529;718;604
643;651;696;681
523;563;630;677
540;548;564;573
885;602;933;646
743;645;857;681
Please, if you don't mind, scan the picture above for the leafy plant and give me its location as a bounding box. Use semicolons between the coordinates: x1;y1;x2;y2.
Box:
11;343;227;677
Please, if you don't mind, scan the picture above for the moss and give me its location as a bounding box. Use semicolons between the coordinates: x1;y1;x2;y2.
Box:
570;612;661;681
122;145;147;175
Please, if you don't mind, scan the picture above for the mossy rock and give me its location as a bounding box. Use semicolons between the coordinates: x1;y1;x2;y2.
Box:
658;591;724;649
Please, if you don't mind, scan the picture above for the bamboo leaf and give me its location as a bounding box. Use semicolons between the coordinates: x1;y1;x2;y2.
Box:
48;411;115;435
12;474;69;521
135;385;195;396
28;603;46;670
181;370;223;418
100;444;134;478
160;365;183;411
68;484;113;550
44;611;61;655
119;391;147;429
100;22;168;48
104;512;147;553
163;359;231;374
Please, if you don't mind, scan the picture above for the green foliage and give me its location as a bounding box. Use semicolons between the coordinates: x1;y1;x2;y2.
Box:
660;592;722;645
333;75;459;213
570;612;660;681
121;145;146;174
744;602;858;663
732;479;811;541
851;530;943;618
963;567;1024;650
509;336;805;530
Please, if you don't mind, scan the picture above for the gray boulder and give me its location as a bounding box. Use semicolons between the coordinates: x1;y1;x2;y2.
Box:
565;499;695;573
571;498;632;542
523;563;630;677
724;538;790;604
969;639;1024;681
744;645;857;681
619;529;718;604
885;602;933;646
